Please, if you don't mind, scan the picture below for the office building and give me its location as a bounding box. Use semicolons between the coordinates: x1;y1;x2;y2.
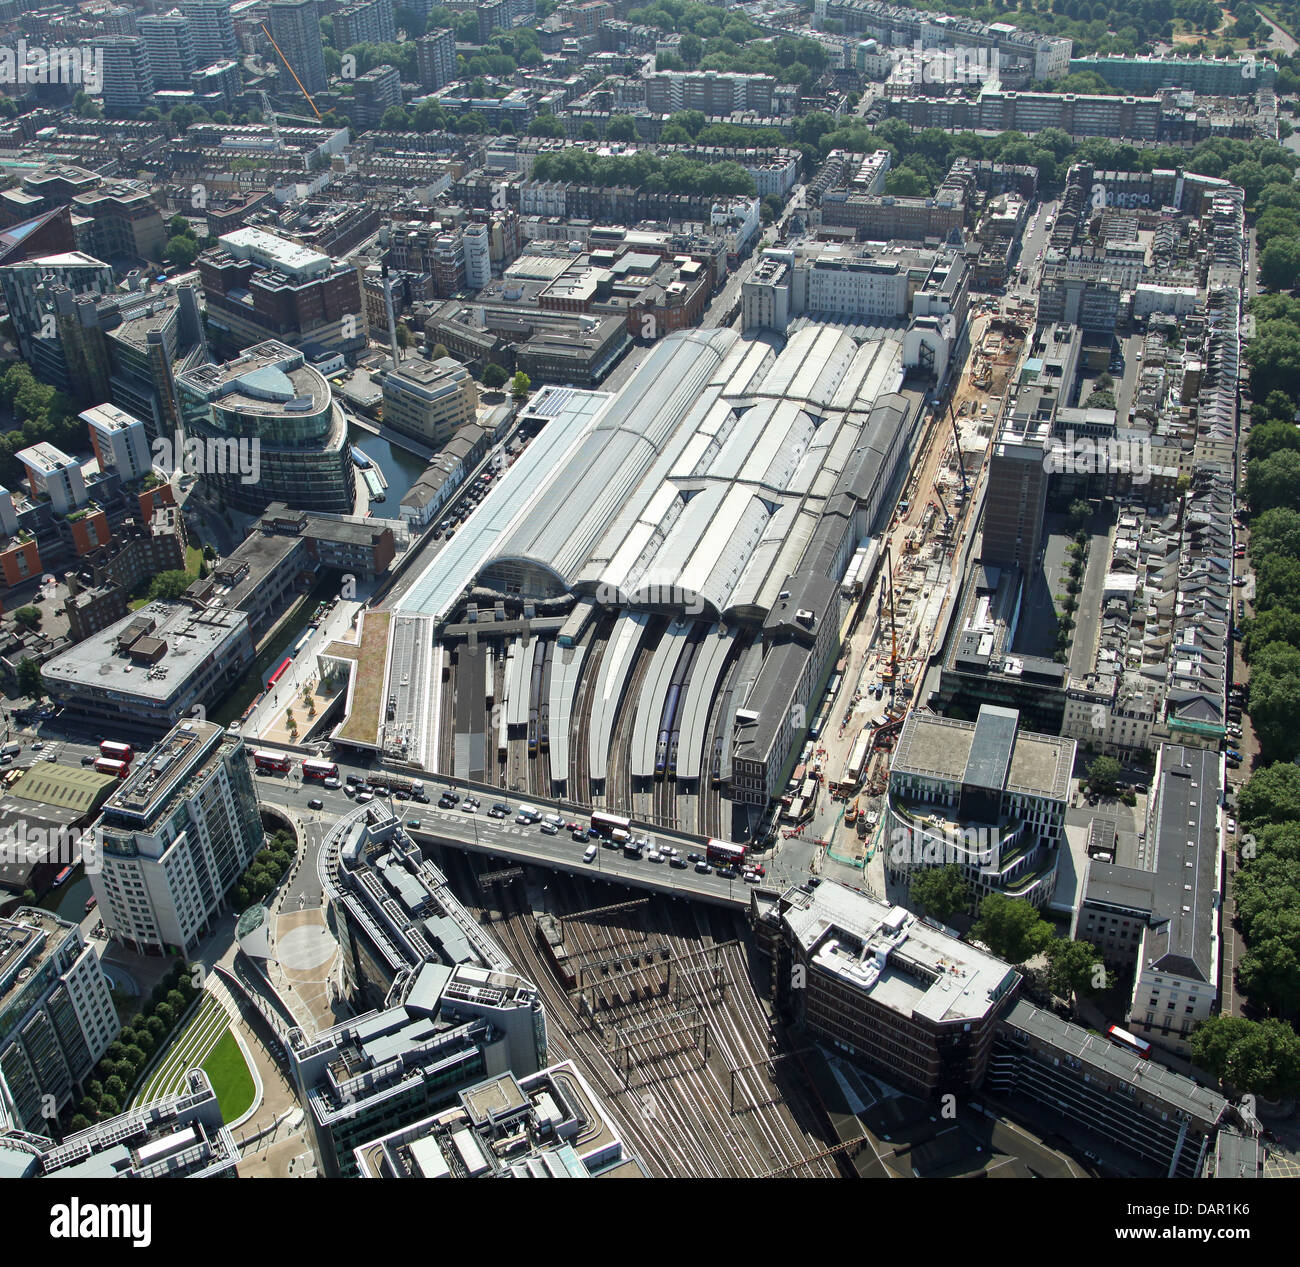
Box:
177;339;355;515
0;910;118;1134
981;411;1051;575
376;356;478;447
266;0;328;96
0;251;115;374
759;880;1021;1097
988;1000;1227;1177
354;1062;646;1178
0;1069;239;1177
178;0;239;67
197;226;366;360
138;9;198;89
42;603;256;731
1069;53;1276;96
71;181;167;267
885;705;1076;911
87;720;264;957
92;36;155;116
1074;744;1222;1057
295;805;548;1176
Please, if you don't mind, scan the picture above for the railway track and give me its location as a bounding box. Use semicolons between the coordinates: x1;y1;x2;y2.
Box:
440;850;836;1177
569;624;609;810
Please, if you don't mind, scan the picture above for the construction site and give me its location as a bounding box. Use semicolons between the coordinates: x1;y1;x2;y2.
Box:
771;306;1028;889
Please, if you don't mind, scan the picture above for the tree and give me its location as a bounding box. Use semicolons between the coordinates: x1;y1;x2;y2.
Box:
1191;1015;1300;1099
430;343;449;361
1262;235;1300;292
167;213;191;237
68;1114;93;1134
605;114;637;142
1044;938;1108;1001
1256;553;1300;614
1087;755;1122;796
482;363;509;389
97;1094;121;1117
154;1001;174;1027
527;112;566;138
1237;927;1300;1015
164;236;200;270
1250;506;1300;561
12;606;40;629
395;321;413;350
1067;498;1092;532
1247;419;1300;464
970;894;1053;964
510;371;531;399
1248;642;1300;762
148;570;194;601
104;1075;126;1100
1238;761;1300;831
908;864;971;922
17;657;42;700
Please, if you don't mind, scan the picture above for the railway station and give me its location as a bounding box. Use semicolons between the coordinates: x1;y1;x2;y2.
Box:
340;324;922;845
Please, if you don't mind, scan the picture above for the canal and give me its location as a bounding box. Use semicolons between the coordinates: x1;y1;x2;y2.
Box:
347;422;427;511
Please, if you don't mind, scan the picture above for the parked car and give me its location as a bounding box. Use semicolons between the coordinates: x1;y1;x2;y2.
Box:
407;819;422;830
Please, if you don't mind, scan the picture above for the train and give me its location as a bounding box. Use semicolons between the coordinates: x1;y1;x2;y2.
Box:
538;641;554;753
655;636;699;779
527;639;547;756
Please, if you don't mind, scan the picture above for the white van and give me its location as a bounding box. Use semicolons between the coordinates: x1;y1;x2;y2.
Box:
543;812;564;828
583;843;597;863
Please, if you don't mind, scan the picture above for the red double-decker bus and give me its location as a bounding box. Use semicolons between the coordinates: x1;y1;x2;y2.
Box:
302;759;338;782
94;758;130;779
253;750;292;774
99;741;134;763
706;838;746;866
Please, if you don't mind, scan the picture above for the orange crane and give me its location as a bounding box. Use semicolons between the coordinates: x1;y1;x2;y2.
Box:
260;23;323;121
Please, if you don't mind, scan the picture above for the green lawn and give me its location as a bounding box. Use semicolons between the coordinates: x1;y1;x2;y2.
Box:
200;1031;256;1123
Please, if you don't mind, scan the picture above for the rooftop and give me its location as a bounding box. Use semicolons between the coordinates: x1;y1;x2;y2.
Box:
781;880;1019;1025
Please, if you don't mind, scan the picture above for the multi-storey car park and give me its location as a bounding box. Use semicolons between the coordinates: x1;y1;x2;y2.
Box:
336;324;921;842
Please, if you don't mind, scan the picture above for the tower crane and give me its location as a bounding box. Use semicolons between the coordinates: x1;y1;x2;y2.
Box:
260;22;323;121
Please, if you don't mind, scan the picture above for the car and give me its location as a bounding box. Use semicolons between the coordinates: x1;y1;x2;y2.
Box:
30;741;42;750
373;786;391;796
462;801;477;813
565;821;580;832
572;827;588;842
1226;817;1237;834
343;784;356;797
669;856;688;869
465;796;480;808
717;866;739;880
323;776;341;789
694;861;713;874
308;798;324;810
489;804;509;818
744;871;761;883
393;788;410;800
413;792;429;803
357;791;374;802
439;795;458;808
583;843;598;863
687;853;702;864
407;819;422;830
1225;749;1242;760
647;849;663;862
81;754;97;766
1226;757;1241;769
540;820;559;835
